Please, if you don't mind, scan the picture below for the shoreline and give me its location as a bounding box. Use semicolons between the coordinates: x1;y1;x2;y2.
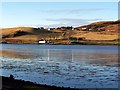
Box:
1;76;80;90
1;76;118;90
1;42;119;46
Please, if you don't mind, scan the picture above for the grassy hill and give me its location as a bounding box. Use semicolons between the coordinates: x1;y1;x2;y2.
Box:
1;20;119;45
1;27;55;38
1;27;63;44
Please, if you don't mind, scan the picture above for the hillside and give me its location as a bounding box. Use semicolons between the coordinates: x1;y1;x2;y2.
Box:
78;20;119;33
0;27;63;44
1;20;119;45
1;27;57;38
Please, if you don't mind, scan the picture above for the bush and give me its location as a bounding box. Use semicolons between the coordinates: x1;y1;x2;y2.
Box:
69;37;77;40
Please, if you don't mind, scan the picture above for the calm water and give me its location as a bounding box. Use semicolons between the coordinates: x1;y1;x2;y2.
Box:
0;44;119;88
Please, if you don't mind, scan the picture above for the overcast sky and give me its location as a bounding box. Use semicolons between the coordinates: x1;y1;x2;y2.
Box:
1;2;118;28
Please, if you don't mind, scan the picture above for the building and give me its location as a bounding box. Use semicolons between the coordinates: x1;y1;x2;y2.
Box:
48;28;50;30
72;27;74;30
81;27;87;30
38;40;46;44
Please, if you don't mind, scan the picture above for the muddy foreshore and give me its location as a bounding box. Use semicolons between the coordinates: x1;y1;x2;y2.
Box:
1;76;81;90
1;76;118;90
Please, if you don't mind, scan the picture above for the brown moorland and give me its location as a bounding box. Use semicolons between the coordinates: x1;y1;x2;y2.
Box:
0;20;119;45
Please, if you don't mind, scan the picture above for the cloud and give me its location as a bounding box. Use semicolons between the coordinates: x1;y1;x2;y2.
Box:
2;18;102;28
40;23;66;28
46;18;102;27
7;18;101;28
46;18;101;22
43;8;109;14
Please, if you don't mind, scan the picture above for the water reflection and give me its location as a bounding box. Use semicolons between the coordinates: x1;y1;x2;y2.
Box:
48;50;72;62
1;48;118;67
1;44;119;88
33;49;118;66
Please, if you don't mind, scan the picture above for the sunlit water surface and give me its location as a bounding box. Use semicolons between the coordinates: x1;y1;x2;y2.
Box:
1;44;119;88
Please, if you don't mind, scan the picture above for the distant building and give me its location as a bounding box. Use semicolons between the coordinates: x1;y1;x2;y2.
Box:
38;40;46;44
81;27;87;30
47;28;55;30
48;28;50;30
89;29;92;31
72;27;74;30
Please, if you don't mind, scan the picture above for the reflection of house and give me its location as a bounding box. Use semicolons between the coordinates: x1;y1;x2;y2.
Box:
47;49;73;62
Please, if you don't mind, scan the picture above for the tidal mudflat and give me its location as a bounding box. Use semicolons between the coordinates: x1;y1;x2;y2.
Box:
1;44;119;89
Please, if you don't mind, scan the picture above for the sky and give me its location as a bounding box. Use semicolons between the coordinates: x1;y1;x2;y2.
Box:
1;2;118;28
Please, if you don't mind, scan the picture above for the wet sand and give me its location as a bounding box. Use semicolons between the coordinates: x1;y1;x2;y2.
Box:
0;50;119;67
87;54;119;67
1;46;119;89
0;50;31;59
89;59;119;67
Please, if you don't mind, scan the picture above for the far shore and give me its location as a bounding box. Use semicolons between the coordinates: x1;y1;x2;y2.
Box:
1;39;120;46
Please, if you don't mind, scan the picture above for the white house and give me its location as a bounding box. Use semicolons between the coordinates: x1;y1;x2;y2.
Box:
48;28;50;31
89;29;92;31
81;27;87;30
38;40;46;44
72;27;74;30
